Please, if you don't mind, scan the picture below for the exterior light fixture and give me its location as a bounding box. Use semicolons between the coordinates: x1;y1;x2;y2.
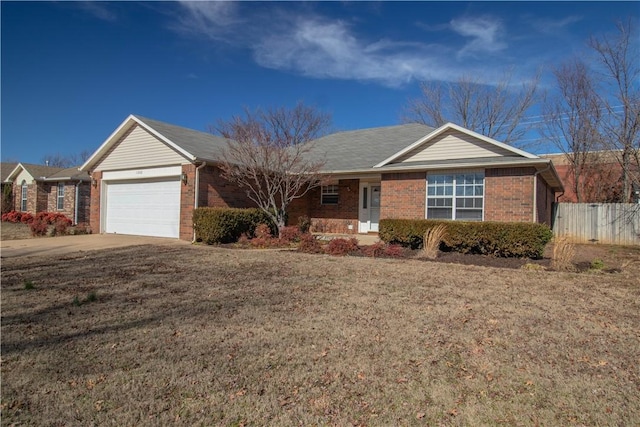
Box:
181;172;188;185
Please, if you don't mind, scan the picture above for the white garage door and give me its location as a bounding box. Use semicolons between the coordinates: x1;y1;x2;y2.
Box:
105;179;181;238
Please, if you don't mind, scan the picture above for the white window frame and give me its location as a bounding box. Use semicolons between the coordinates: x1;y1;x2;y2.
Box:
426;172;484;221
57;182;65;210
21;181;28;212
321;184;339;205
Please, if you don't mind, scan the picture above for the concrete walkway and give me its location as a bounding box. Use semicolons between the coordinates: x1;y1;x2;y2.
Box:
0;234;189;258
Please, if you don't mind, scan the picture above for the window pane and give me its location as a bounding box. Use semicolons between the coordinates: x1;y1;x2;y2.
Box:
362;187;368;209
428;208;452;219
475;186;483;196
456;209;482;221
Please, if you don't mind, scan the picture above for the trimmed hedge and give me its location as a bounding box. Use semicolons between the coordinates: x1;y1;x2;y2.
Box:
379;219;553;259
193;207;275;244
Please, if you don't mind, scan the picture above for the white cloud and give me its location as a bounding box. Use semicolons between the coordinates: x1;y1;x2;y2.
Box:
253;18;454;87
172;3;516;87
77;2;118;22
174;1;242;41
450;16;507;58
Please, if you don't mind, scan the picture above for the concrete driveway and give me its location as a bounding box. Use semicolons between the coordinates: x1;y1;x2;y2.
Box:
0;234;189;258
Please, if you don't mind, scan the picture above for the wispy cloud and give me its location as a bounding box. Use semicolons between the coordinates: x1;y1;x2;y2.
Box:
172;3;517;87
77;2;118;22
253;18;454;87
173;1;243;42
450;16;507;58
527;15;583;35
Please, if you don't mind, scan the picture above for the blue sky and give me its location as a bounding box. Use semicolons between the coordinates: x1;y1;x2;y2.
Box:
1;1;638;164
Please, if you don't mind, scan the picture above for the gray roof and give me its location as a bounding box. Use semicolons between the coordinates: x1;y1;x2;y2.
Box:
1;162;18;182
302;123;434;172
44;166;90;181
12;163;65;182
134;115;232;162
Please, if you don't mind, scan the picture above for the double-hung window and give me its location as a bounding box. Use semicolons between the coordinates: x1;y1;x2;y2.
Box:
427;172;484;221
57;183;65;210
21;181;28;211
321;184;339;205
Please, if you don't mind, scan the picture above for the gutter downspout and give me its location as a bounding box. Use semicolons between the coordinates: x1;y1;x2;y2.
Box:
193;162;207;242
532;162;552;223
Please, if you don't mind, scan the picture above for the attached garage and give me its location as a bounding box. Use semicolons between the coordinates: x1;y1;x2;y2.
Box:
104;178;181;238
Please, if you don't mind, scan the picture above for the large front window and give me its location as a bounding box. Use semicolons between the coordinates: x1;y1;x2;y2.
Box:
427;172;484;221
57;183;65;210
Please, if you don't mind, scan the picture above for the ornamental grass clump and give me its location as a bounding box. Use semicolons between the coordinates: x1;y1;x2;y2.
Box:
551;235;576;271
422;224;447;259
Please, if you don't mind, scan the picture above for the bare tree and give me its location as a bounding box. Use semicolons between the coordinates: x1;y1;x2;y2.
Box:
589;20;640;202
214;103;332;236
403;71;539;145
541;58;605;202
41;149;92;168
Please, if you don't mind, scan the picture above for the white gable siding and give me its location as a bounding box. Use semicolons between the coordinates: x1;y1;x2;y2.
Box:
94;125;189;171
394;129;515;163
15;168;35;184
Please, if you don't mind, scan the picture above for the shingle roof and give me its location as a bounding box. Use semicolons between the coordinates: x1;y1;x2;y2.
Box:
134;115;232;162
7;163;65;182
1;162;18;182
44;166;90;181
302;123;434;172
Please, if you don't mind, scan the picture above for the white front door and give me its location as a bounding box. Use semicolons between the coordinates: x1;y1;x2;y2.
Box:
359;182;381;233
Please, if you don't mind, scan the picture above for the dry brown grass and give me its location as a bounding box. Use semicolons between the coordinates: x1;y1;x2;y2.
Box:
552;235;576;271
421;224;447;259
2;245;640;425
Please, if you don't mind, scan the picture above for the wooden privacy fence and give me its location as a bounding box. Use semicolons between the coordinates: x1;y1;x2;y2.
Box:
553;203;640;245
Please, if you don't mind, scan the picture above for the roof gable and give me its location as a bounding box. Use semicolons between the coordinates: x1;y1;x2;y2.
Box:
4;163;65;183
375;123;537;168
81;115;232;171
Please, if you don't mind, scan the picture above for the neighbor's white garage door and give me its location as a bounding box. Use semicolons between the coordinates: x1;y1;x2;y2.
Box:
105;179;181;238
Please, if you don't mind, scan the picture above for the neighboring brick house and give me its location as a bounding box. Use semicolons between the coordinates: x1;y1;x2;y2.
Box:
80;116;563;241
1;162;18;213
540;151;628;203
3;163;91;224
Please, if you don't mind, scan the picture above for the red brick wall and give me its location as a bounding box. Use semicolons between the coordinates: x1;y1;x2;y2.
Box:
287;179;360;234
197;165;256;209
89;171;102;234
180;164;196;240
13;182;39;214
536;175;554;226
484;168;535;223
380;172;426;219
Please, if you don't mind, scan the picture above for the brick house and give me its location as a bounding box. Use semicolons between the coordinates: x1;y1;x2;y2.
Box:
540;151;629;203
3;163;91;224
80;115;563;240
289;122;563;234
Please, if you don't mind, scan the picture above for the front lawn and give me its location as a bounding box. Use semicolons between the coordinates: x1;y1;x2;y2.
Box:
2;245;639;425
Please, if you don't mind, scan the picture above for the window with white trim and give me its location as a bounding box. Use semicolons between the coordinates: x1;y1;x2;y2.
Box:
57;183;65;210
427;172;484;221
21;181;28;212
321;184;339;205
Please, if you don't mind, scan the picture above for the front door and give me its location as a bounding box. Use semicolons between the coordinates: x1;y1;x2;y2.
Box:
359;182;381;233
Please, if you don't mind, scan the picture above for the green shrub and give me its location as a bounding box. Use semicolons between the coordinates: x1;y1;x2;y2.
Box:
193;208;275;244
379;219;553;259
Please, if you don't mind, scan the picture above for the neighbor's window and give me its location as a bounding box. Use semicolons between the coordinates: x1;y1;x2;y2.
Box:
21;181;27;211
427;172;484;221
57;182;65;210
321;184;339;205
